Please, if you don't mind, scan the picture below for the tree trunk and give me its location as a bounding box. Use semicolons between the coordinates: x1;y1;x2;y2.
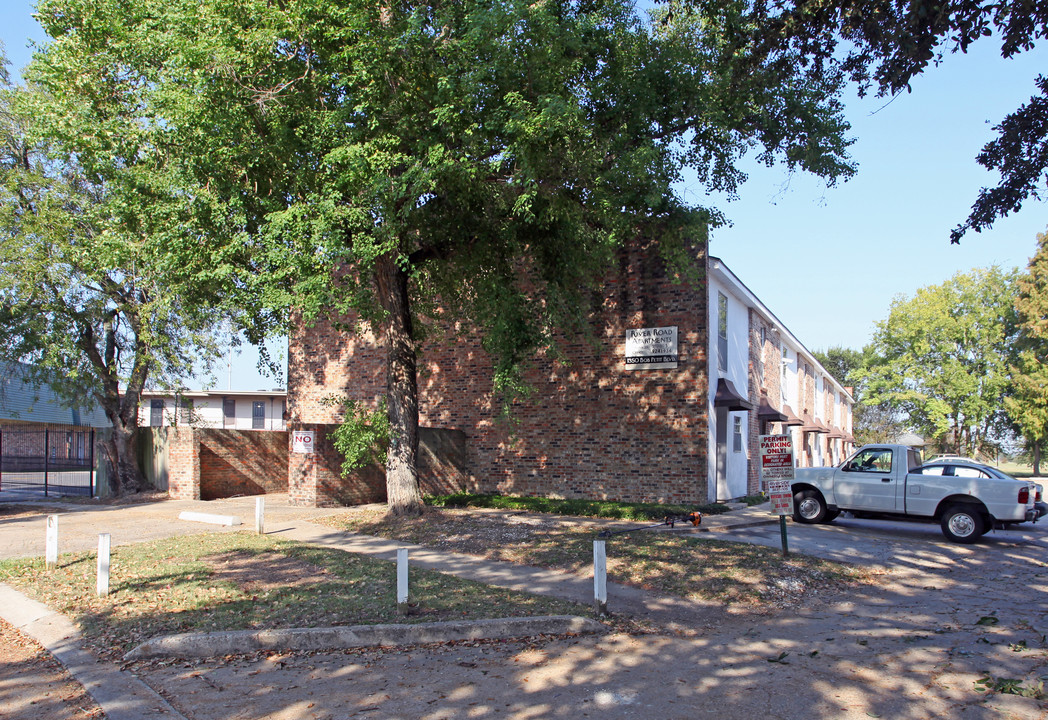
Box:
375;255;423;517
103;422;143;495
1034;442;1042;477
80;318;148;496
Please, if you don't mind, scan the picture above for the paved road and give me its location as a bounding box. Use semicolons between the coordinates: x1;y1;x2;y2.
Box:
0;491;346;560
712;512;1048;567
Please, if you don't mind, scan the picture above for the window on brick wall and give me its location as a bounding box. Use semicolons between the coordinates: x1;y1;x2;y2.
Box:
179;399;194;425
150;399;164;427
754;325;765;388
780;346;789;403
717;292;728;372
223;397;236;428
252;401;265;429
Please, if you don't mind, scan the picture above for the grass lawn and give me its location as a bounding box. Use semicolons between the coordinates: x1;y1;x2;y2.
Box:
0;531;588;662
997;460;1038;478
0;500;878;662
319;505;875;608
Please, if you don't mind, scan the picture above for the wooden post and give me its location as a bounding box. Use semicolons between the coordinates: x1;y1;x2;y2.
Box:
397;548;409;612
593;540;608;617
45;515;58;569
255;497;265;535
97;533;111;597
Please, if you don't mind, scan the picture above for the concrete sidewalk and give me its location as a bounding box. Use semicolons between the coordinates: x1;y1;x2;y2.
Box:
0;492;780;719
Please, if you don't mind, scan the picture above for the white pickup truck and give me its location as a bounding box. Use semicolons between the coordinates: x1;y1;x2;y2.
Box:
791;445;1039;543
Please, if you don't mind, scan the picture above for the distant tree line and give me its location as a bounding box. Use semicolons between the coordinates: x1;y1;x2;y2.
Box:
815;231;1048;472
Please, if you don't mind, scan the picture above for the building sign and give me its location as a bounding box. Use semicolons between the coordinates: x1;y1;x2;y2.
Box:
624;326;679;370
759;434;795;515
292;430;315;454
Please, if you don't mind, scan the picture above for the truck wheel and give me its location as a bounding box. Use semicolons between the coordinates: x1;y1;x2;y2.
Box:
940;506;985;544
794;490;827;524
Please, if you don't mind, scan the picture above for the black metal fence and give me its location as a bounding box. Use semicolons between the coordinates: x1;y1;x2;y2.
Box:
0;428;95;496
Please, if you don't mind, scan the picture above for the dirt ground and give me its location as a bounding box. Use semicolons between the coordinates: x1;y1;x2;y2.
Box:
0;508;104;720
120;517;1048;720
0;618;104;720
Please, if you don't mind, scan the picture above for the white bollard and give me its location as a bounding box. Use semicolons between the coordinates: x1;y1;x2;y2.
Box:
593;540;608;617
397;548;409;609
255;497;265;535
97;533;111;597
45;515;58;569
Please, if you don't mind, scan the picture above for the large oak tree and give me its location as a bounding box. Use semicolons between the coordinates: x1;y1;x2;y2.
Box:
31;0;857;514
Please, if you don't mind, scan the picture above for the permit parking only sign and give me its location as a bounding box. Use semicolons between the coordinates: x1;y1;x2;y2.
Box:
759;434;795;515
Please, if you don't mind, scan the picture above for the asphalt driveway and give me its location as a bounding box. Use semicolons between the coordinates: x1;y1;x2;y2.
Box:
712;511;1048;566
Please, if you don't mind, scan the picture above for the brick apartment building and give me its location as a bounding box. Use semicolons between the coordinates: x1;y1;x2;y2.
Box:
286;240;853;507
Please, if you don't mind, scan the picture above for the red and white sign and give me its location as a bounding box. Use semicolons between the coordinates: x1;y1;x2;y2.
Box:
759;434;795;515
292;430;315;454
759;434;795;479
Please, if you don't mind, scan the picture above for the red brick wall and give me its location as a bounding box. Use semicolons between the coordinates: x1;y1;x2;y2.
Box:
286;426;465;507
166;429;288;501
289;424;386;507
167;428;199;500
199;430;289;500
0;423;97;460
746;313;794;492
289;239;711;506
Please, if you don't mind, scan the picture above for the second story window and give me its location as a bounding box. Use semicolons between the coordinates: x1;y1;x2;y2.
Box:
717;292;728;373
223;397;236;428
179;399;194;425
252;401;266;429
150;399;164;427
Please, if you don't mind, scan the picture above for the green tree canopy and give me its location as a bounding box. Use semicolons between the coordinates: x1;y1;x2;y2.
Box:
812;346;864;390
0;51;252;493
29;0;858;513
1005;229;1048;472
812;345;905;445
860;267;1018;456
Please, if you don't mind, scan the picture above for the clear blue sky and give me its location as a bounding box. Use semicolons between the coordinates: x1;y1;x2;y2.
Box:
3;1;1046;387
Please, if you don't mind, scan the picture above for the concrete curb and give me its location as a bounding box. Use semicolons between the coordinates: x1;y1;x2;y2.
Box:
125;615;606;660
0;583;188;720
177;510;242;526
